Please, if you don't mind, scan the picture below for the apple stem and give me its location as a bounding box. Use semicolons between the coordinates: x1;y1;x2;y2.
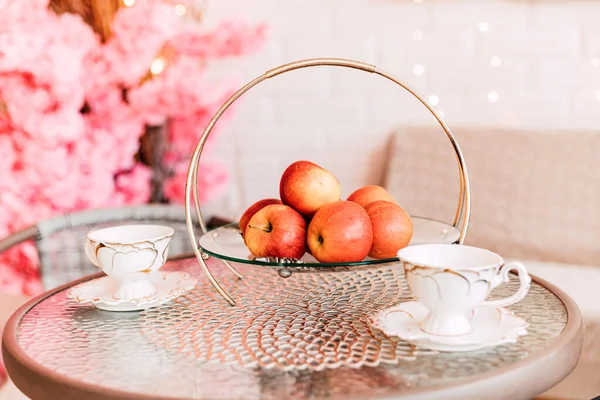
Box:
247;223;272;233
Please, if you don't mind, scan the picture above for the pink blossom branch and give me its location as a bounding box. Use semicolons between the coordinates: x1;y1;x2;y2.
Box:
171;20;268;59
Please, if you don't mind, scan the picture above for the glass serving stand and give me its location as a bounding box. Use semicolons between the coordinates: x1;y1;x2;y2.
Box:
199;218;460;277
184;58;471;306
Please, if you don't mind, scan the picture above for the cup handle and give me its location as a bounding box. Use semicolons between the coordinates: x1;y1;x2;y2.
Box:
480;262;532;308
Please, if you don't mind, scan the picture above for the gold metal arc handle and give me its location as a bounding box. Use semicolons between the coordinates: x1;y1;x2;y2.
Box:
185;57;471;306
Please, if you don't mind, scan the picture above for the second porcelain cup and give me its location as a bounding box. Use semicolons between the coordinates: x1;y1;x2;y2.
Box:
398;244;531;336
84;224;175;300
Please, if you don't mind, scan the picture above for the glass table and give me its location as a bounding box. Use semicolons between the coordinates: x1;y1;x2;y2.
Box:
2;256;583;399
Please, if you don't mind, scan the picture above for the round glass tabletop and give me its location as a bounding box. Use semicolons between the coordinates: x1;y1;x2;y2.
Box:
2;257;583;400
198;217;460;269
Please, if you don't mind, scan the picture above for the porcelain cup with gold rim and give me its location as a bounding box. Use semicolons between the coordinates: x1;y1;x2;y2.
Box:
84;224;175;300
398;244;531;337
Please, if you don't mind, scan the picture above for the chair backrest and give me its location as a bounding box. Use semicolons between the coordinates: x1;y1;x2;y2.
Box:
384;126;600;266
0;205;203;290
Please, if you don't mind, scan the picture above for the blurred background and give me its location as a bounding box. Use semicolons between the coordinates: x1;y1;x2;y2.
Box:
2;0;600;300
1;1;600;397
202;0;600;215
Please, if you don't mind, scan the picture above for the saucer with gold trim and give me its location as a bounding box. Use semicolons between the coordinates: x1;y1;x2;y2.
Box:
368;301;528;352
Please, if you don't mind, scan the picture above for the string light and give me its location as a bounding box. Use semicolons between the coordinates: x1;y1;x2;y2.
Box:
595;90;600;101
150;57;166;75
413;0;423;3
123;0;135;6
438;110;445;118
490;56;501;67
413;64;425;76
174;4;186;16
412;30;423;41
428;95;439;106
478;22;489;33
592;57;600;68
488;91;499;103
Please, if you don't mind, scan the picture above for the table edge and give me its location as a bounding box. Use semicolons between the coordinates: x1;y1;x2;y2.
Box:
2;270;584;400
2;271;168;400
384;272;584;400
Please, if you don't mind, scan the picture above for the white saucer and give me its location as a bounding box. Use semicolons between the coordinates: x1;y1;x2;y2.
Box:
368;302;529;352
67;271;197;312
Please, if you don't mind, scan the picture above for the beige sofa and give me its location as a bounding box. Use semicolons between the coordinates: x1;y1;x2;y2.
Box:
385;126;600;399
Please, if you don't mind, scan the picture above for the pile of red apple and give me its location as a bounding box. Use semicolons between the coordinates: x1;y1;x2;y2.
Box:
239;161;413;263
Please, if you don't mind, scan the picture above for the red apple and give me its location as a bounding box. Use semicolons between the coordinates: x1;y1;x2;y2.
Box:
347;185;396;208
239;198;282;237
280;161;341;217
307;201;373;263
244;204;307;259
364;200;413;259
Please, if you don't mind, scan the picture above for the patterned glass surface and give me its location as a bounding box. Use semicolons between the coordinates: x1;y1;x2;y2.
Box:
16;257;567;399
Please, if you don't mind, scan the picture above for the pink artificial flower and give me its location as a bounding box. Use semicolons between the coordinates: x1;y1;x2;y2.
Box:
6;131;50;193
39;170;84;212
171;20;267;58
0;3;97;109
83;102;145;174
82;46;118;96
0;74;51;118
114;163;153;205
0;112;12;134
0;1;267;301
166;113;218;164
0;134;16;177
0;73;86;145
0;0;49;11
0;182;54;232
84;84;123;115
127;56;204;125
75;167;118;210
55;12;99;63
33;108;86;145
129;55;239;129
15;137;80;211
0;242;42;296
42;14;98;101
0;1;57;76
164;89;236;165
102;1;181;86
164;159;228;204
0;261;30;296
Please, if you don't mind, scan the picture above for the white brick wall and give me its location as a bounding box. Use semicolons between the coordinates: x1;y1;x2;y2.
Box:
200;0;600;219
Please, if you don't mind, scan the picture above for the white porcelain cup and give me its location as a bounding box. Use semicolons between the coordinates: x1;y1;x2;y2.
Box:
84;224;175;300
398;244;531;336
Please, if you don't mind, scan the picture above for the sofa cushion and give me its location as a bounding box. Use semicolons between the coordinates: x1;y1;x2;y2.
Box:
384;127;600;266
